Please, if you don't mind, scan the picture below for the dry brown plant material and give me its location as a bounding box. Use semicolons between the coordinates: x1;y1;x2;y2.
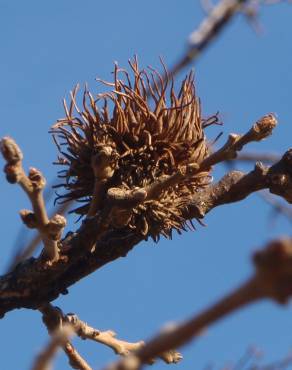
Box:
51;60;276;244
51;58;214;241
0;137;66;262
0;1;290;369
0;114;288;319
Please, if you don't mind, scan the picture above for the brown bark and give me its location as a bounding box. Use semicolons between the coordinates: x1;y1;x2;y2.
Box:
0;149;292;318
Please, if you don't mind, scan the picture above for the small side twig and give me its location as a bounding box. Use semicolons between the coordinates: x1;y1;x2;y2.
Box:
87;145;119;218
7;200;72;271
136;113;277;203
200;114;277;171
65;313;145;357
40;304;182;367
40;304;93;370
63;341;93;370
165;0;248;80
0;137;66;262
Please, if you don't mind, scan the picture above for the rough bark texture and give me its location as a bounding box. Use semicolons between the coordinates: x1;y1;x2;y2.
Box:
1;150;292;318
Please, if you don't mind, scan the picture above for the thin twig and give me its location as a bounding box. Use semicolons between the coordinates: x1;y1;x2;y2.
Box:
63;342;93;370
40;304;93;370
103;237;292;370
0;137;66;262
65;313;145;356
130;114;277;203
165;0;248;80
40;304;182;366
7;201;72;271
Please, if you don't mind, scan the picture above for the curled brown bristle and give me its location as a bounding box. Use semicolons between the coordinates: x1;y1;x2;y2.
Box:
51;58;215;240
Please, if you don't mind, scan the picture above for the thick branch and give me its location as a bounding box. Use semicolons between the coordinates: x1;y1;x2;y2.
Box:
0;148;292;317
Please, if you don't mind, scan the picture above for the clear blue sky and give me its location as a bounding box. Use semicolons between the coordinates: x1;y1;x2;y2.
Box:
1;1;292;369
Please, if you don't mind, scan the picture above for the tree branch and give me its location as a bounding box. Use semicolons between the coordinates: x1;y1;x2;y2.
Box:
0;137;66;262
165;0;248;80
1;145;292;317
40;304;182;366
40;304;93;370
103;237;292;370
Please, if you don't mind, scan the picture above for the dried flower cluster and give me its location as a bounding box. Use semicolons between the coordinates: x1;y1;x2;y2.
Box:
52;58;215;240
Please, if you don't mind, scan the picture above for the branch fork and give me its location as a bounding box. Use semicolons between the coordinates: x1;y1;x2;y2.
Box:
40;304;182;369
0;137;66;263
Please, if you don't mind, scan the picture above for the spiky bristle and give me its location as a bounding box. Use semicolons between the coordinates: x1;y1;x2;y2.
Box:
51;58;216;240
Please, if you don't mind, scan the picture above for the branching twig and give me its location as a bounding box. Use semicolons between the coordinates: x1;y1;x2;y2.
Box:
0;137;66;262
137;114;276;202
7;201;72;271
40;304;93;370
94;113;277;237
65;313;145;356
40;304;182;366
200;114;277;171
1;142;292;317
103;237;292;370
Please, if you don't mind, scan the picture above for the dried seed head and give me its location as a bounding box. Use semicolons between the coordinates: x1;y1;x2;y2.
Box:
51;58;216;240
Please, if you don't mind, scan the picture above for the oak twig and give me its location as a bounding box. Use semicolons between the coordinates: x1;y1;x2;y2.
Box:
8;201;72;271
166;0;248;80
200;114;277;171
1;142;292;317
40;304;93;370
40;304;182;367
133;114;277;203
79;113;277;252
87;145;119;218
0;137;66;262
65;313;145;356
